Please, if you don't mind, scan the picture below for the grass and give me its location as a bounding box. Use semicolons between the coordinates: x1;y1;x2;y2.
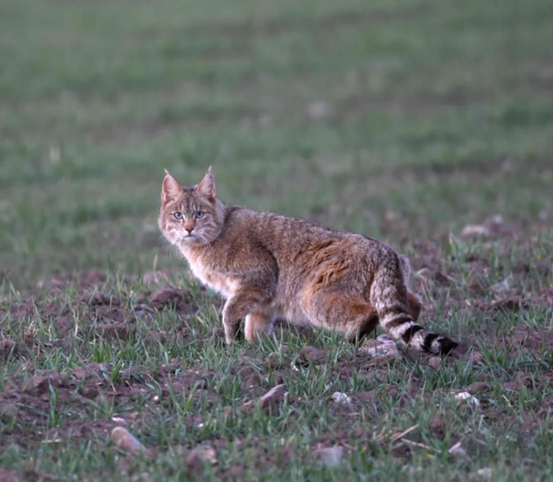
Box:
0;0;552;480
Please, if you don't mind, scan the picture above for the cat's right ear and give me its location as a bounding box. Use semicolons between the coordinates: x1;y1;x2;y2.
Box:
161;170;182;203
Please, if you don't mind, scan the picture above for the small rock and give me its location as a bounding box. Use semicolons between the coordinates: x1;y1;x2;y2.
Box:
454;392;480;407
363;343;398;357
307;101;330;119
448;442;467;458
313;445;344;467
489;278;510;295
243;384;287;413
476;467;493;478
111;427;146;454
486;214;503;226
331;392;352;405
461;224;491;238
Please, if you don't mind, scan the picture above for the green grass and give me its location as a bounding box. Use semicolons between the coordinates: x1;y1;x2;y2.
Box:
1;0;552;480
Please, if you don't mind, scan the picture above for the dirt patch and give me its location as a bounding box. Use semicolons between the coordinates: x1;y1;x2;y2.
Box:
0;469;22;482
297;346;329;365
0;358;222;452
149;288;192;312
0;339;17;359
36;271;107;292
45;420;117;443
510;326;553;353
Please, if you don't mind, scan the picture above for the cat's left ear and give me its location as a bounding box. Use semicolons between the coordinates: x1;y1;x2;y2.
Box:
196;167;216;201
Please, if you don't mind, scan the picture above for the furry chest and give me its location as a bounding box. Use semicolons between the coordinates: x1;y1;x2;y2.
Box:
188;259;238;298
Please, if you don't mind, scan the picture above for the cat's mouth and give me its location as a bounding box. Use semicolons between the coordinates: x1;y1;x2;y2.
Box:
180;233;201;243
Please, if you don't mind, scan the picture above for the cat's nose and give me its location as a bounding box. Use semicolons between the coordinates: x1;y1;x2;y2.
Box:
184;225;194;234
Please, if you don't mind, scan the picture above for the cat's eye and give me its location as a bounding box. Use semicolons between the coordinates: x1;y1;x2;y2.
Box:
173;212;183;220
195;211;205;219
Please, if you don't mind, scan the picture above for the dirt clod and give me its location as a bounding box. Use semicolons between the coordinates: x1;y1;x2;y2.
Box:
149;288;190;311
466;381;490;394
298;346;328;364
24;373;65;394
0;339;17;359
0;469;22;482
428;418;444;437
95;323;135;340
428;356;442;369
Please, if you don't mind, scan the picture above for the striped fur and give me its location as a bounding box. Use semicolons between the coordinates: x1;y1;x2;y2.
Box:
371;255;457;354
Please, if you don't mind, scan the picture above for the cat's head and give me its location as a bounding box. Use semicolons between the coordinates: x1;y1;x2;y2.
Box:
159;168;225;247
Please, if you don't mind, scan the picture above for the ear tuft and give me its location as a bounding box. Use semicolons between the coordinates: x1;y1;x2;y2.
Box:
196;168;216;201
161;170;183;203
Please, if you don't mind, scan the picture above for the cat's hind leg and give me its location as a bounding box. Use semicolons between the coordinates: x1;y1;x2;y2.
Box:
407;291;422;321
301;289;380;343
244;313;272;343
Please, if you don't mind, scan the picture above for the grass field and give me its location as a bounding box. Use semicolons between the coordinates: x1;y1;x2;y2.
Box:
1;0;552;480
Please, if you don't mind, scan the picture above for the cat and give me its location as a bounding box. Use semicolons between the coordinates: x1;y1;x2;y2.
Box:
158;168;458;355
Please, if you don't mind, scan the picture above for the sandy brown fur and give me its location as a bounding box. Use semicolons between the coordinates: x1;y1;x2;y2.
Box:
158;169;457;355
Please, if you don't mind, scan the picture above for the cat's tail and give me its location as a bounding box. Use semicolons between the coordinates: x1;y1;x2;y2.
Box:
369;254;458;355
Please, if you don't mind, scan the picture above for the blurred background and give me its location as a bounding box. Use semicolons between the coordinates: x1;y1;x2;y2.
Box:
1;0;552;287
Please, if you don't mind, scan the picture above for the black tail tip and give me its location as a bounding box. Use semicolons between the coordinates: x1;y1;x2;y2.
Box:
438;337;459;355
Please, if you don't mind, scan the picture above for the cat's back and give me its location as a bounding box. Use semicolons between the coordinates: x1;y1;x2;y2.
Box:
224;206;386;263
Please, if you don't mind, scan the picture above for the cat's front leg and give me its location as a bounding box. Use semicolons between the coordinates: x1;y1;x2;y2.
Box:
222;289;270;344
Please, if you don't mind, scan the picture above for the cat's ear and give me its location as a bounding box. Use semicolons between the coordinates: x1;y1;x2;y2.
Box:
196;166;216;201
161;170;182;203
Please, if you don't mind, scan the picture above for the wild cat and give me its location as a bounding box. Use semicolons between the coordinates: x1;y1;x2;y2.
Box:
158;168;458;355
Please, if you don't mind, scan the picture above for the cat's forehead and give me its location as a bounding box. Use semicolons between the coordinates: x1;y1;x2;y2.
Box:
168;189;208;211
